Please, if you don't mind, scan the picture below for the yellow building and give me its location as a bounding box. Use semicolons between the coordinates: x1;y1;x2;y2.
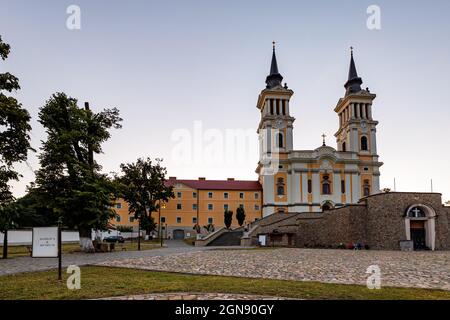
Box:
111;177;262;239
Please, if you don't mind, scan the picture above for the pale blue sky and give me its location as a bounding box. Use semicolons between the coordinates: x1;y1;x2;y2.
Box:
1;0;450;201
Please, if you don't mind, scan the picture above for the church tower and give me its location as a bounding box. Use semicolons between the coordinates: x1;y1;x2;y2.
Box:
334;48;382;195
256;43;295;217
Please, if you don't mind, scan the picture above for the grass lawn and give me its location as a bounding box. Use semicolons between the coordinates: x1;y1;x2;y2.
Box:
0;240;162;258
0;266;449;300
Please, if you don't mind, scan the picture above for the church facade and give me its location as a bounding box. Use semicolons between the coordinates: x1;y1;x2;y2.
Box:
257;45;382;216
247;45;450;251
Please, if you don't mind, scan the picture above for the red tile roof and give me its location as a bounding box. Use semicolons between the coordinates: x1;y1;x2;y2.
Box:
166;178;262;191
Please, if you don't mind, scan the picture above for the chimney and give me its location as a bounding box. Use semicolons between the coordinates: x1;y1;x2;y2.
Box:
227;178;235;181
169;176;176;180
198;177;206;180
84;102;90;110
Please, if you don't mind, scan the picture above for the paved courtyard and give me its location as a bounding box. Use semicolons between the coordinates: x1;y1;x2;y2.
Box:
99;248;450;291
99;292;291;300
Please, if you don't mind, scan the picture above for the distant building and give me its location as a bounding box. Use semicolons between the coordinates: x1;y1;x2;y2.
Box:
112;178;262;240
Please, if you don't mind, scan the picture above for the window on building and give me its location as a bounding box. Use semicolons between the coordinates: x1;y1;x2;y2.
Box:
307;179;312;194
277;178;285;196
161;217;166;223
192;217;197;224
341;180;346;194
342;142;346;152
177;192;182;198
208;204;213;210
322;175;331;195
130;217;135;223
177;203;182;210
224;192;229;199
208;192;213;198
363;179;370;197
239;204;244;209
208;217;213;224
116;203;122;209
361;136;368;151
224;204;229;211
116;216;121;222
254;192;259;199
254;204;260;211
276;132;284;149
193;192;197;198
239;192;244;199
176;217;182;224
192;204;197;210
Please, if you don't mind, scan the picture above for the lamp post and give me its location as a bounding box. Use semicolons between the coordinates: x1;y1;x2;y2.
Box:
159;201;166;247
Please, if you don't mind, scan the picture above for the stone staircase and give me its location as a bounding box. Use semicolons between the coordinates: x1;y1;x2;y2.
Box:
206;231;243;246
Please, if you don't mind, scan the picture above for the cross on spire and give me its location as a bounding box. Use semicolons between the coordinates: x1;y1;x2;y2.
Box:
322;133;326;146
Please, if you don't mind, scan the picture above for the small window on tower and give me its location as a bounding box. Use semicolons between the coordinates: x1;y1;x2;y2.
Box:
363;179;370;197
276;133;284;149
307;179;312;194
361;136;368;151
341;180;346;194
342;142;346;152
270;99;274;115
277;178;285;196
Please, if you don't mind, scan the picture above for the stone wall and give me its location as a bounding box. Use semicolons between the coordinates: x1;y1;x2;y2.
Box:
294;205;367;248
249;192;450;250
363;192;450;250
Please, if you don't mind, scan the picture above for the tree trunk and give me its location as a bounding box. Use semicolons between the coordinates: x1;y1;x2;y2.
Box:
79;227;95;253
2;230;7;259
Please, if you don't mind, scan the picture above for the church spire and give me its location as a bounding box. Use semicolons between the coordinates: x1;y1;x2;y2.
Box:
344;47;363;96
265;42;283;89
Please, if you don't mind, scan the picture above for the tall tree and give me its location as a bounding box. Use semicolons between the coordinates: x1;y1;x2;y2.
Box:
35;93;122;252
116;158;174;249
0;35;33;258
236;207;246;226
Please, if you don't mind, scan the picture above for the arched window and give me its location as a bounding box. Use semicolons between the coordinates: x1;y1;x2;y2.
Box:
361;136;368;151
407;206;426;218
363;179;370;196
342;142;346;152
277;177;285;196
276;132;284;149
322;175;331;195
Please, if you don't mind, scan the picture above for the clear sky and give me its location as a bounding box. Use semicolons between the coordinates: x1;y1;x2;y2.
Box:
1;0;450;202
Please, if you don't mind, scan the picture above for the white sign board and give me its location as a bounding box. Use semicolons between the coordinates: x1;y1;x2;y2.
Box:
258;235;267;246
32;227;59;258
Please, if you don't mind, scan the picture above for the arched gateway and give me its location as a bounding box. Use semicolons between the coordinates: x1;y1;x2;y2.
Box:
404;204;436;251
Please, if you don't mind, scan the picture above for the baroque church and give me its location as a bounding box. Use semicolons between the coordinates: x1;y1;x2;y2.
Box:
257;44;382;216
246;44;450;251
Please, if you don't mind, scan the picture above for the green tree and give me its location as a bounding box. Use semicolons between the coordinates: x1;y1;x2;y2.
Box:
34;93;122;252
0;35;33;258
116;158;174;249
140;214;157;235
236;206;246;226
224;210;233;229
